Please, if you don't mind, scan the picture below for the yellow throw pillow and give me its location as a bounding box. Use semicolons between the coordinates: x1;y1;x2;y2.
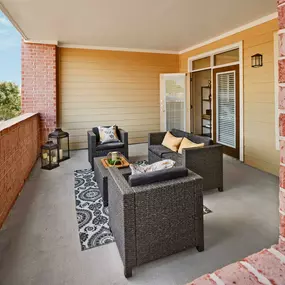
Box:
178;137;204;154
162;131;183;152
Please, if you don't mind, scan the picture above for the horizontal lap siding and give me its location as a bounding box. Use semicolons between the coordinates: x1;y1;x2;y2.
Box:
179;19;279;175
59;48;178;149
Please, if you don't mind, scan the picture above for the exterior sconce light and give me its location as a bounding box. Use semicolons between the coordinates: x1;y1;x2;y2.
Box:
251;54;263;68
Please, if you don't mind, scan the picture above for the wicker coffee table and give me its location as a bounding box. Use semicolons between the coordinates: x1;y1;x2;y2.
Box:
93;155;131;207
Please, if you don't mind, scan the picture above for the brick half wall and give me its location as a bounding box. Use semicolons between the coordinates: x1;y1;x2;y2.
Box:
21;41;57;145
0;113;40;228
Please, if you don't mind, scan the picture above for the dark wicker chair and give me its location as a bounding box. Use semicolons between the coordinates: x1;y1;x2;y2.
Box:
107;166;204;278
87;126;128;170
148;129;223;192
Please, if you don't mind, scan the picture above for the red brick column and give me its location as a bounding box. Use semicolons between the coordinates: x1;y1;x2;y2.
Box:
21;41;57;145
278;0;285;242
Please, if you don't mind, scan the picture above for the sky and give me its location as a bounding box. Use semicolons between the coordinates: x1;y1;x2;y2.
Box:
0;11;21;86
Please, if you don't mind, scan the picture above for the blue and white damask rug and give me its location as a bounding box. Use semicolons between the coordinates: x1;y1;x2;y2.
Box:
74;168;212;251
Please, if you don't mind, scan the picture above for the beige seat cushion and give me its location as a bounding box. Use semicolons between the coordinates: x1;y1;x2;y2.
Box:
162;131;183;152
178;137;204;154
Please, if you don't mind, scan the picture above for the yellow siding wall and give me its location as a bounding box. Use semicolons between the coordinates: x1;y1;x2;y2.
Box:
179;19;279;175
59;48;178;149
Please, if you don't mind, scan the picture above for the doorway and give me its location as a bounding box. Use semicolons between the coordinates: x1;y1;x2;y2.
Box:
191;70;211;136
188;42;243;160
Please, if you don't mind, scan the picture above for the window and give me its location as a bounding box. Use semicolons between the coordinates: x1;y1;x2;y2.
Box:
214;49;239;66
192;57;210;71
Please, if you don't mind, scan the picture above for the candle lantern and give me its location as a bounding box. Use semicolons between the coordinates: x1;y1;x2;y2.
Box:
48;128;70;162
41;141;60;170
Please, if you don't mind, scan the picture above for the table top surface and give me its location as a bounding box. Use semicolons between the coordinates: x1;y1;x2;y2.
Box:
94;155;131;175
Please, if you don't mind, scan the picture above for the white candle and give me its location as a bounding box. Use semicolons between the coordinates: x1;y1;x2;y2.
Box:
42;153;48;159
111;152;118;161
59;149;63;160
52;156;57;163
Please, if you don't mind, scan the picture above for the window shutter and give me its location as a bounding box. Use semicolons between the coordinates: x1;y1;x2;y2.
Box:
216;71;236;148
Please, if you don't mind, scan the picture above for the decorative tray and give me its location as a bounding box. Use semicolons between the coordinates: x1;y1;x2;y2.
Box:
101;156;130;169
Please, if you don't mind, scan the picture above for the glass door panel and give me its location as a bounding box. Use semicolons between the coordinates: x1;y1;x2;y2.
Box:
160;74;186;131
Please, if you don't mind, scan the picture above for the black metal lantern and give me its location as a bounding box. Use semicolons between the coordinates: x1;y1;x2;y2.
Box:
48;128;70;162
251;54;263;68
41;141;60;170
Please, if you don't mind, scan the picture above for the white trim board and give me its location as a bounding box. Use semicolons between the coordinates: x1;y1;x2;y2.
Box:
0;2;28;40
58;44;179;54
24;40;58;46
274;32;280;150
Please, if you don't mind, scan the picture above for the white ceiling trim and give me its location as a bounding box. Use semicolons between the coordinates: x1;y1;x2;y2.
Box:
0;2;28;40
178;12;278;55
58;43;179;54
24;39;58;45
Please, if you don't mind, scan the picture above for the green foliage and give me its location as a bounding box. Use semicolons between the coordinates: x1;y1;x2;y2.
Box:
0;81;21;120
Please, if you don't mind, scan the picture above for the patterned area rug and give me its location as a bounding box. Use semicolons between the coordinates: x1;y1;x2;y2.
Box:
74;168;212;251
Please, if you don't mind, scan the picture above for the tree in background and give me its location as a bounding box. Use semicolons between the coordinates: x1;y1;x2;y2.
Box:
0;81;21;120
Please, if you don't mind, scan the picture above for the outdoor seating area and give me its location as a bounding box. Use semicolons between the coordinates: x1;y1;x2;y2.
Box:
88;126;208;277
1;0;285;284
0;143;279;284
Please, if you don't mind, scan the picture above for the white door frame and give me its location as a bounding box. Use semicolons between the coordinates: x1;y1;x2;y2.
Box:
188;41;244;162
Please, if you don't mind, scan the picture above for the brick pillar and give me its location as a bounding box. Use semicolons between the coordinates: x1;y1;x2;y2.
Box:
278;0;285;242
21;41;57;144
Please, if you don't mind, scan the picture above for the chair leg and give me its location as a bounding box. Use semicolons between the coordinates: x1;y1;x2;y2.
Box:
218;187;223;192
124;266;132;278
196;245;204;252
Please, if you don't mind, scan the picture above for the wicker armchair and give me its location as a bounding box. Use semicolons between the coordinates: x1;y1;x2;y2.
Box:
87;126;128;170
107;166;204;278
148;129;223;192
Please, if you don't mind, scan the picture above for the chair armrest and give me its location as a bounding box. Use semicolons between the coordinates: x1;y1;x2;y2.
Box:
182;144;223;190
148;132;166;146
119;129;128;144
182;144;223;162
108;168;136;272
87;131;97;165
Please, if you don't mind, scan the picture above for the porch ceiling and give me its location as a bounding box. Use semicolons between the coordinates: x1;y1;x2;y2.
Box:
1;0;276;52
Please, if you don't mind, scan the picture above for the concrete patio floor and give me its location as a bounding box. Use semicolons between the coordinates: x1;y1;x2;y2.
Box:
0;144;280;285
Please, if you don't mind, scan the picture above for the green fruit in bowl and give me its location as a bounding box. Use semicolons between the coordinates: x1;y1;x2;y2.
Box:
107;158;122;165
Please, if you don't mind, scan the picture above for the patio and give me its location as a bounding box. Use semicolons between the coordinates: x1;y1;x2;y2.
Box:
0;145;279;285
1;0;285;284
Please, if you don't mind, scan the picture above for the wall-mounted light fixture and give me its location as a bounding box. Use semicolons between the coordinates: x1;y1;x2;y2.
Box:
251;54;263;68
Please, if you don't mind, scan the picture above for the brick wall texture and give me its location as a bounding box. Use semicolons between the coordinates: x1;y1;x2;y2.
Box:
279;0;285;242
21;41;57;145
0;114;40;228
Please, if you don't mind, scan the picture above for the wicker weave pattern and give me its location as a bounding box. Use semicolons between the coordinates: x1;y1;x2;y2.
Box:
148;130;223;191
108;169;136;277
93;156;131;207
108;167;203;278
87;128;129;170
